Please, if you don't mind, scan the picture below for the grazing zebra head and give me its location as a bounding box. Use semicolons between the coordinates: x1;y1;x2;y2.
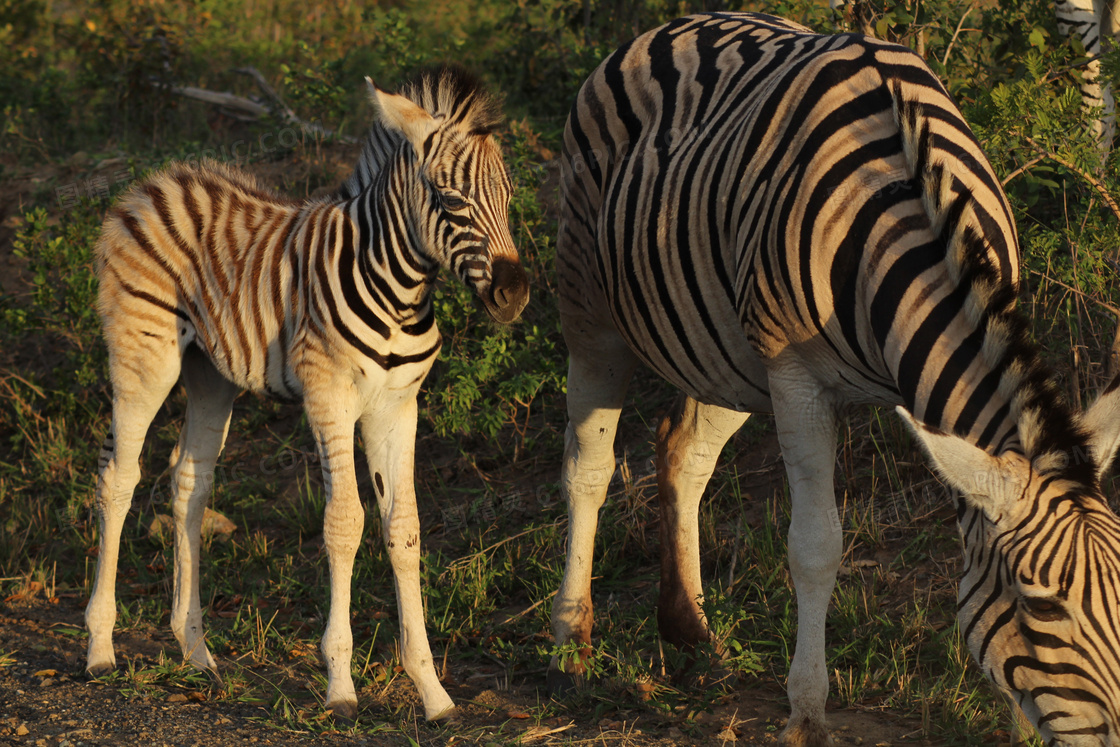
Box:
341;65;529;324
902;380;1120;744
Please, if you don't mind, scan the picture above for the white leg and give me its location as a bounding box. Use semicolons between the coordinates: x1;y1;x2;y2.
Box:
87;341;182;676
168;346;238;676
550;325;637;688
769;364;841;747
360;400;454;721
305;393;363;720
655;395;748;652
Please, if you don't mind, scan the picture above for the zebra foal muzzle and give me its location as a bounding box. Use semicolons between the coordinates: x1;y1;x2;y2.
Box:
480;256;529;324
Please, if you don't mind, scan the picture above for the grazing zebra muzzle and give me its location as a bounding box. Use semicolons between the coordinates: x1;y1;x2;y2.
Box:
550;11;1120;746
86;64;523;724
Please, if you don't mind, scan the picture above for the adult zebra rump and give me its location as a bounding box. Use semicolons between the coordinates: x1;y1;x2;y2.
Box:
89;66;529;722
552;13;1120;746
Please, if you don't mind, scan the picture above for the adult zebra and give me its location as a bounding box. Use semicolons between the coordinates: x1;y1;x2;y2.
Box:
1056;0;1119;149
89;66;528;722
551;12;1120;746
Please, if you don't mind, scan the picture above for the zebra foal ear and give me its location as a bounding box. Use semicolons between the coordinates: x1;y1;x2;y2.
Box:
896;406;1029;518
365;76;440;154
1078;374;1120;482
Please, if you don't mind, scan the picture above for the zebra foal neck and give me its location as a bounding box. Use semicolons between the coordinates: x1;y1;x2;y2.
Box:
553;12;1120;746
87;65;528;723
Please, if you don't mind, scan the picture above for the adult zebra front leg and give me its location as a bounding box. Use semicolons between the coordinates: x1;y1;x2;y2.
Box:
769;363;842;747
549;321;638;690
360;401;455;721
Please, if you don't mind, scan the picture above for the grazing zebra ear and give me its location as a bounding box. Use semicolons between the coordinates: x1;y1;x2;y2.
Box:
365;76;440;154
1078;375;1120;482
896;406;1030;517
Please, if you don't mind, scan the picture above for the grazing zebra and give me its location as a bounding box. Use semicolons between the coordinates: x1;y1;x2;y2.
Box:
832;0;1119;152
551;12;1120;745
88;65;529;722
1057;0;1119;149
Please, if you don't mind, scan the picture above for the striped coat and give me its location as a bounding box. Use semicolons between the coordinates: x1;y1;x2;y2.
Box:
86;66;528;722
550;13;1120;745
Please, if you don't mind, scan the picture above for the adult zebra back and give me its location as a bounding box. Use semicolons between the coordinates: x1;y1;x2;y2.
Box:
90;66;528;722
552;13;1120;745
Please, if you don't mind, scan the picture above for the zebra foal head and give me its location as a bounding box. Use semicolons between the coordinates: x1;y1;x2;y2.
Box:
900;379;1120;745
361;66;529;324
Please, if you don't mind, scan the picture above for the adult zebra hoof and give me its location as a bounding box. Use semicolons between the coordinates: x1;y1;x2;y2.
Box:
778;717;834;747
546;667;582;696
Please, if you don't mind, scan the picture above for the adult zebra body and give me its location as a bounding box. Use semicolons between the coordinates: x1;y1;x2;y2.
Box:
552;12;1120;745
89;66;529;721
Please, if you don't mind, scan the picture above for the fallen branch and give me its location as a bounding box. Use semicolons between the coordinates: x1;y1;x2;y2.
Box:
165;67;356;143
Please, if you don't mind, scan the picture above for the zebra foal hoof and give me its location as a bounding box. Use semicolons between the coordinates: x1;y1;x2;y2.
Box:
428;704;458;723
326;700;358;723
778;718;834;747
85;661;115;679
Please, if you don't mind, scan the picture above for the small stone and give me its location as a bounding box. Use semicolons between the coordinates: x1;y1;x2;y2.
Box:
40;678;55;687
167;693;188;703
16;724;28;736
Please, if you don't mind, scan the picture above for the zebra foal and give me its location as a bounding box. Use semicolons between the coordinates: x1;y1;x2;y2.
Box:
88;66;528;721
552;13;1120;746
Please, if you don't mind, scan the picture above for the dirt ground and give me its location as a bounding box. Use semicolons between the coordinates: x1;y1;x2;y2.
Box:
0;594;945;746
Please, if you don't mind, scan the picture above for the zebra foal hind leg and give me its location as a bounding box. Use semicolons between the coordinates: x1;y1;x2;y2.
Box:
655;395;748;670
86;321;184;676
549;321;638;692
168;345;239;679
768;362;842;747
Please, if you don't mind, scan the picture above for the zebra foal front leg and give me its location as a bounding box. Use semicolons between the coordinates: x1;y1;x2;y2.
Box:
306;393;366;721
360;402;455;721
769;364;842;747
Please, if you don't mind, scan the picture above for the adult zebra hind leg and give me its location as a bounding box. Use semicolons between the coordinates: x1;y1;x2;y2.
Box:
86;326;185;677
768;362;842;747
168;345;239;679
549;319;638;693
655;395;748;666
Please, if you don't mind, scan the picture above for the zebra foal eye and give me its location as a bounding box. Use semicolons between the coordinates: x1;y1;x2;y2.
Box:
438;190;469;211
1021;595;1068;622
